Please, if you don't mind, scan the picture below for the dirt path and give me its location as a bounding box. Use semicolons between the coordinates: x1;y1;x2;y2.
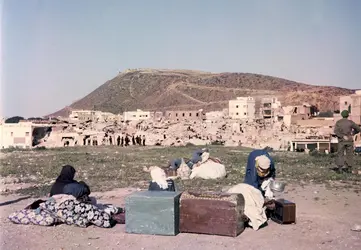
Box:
1;184;360;250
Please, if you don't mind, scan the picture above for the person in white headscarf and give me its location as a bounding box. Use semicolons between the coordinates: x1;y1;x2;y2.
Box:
147;166;176;192
244;148;276;198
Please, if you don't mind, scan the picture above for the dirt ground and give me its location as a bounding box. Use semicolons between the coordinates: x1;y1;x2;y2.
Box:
1;184;361;250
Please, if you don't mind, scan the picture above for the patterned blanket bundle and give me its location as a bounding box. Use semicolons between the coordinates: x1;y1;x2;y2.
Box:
8;195;119;228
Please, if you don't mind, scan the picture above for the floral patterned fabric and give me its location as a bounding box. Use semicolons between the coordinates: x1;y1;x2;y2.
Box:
8;209;58;226
8;197;116;228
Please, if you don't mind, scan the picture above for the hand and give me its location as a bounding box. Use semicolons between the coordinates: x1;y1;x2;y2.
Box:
264;199;276;210
266;202;276;210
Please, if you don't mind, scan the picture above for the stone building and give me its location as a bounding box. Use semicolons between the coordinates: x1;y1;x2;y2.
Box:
0;121;33;149
260;97;281;120
205;111;225;121
282;103;312;126
70;110;120;123
69;110;95;121
123;109;151;121
228;97;256;120
150;111;164;120
165;110;205;121
337;90;361;125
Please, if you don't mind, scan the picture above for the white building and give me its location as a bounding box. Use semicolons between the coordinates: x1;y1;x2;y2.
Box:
0;121;33;149
69;110;94;121
69;110;121;123
205;111;224;121
228;97;256;120
123;109;151;121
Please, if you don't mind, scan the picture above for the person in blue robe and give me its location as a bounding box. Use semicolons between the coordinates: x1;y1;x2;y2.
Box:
244;149;276;193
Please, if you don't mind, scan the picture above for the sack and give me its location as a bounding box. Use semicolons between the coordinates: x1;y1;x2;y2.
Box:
177;158;191;180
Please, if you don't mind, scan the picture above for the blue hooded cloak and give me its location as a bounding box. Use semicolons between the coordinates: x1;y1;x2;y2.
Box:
244;149;276;191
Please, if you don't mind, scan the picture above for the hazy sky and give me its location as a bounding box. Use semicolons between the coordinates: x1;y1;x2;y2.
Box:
1;0;361;118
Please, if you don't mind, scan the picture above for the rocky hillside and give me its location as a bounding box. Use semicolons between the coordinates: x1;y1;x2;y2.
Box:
48;68;354;117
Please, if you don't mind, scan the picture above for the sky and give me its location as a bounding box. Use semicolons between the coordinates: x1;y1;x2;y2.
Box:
1;0;361;118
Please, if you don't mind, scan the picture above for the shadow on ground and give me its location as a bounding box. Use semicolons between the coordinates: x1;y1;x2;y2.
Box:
0;196;31;207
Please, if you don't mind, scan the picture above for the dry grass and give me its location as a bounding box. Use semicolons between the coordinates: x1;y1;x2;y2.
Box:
1;145;361;197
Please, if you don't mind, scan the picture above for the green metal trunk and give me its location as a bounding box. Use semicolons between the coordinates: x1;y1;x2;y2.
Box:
125;191;182;236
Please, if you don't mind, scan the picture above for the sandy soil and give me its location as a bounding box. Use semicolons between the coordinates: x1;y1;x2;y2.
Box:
1;185;360;250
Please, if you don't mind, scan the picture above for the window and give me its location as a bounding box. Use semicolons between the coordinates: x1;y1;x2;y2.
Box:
189;113;192;117
196;113;199;117
182;113;185;117
236;105;239;108
176;113;178;117
236;112;239;115
25;132;30;136
344;101;348;105
168;113;171;117
11;132;13;136
244;113;247;115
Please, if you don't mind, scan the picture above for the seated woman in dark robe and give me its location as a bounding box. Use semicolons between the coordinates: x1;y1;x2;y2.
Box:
49;165;91;200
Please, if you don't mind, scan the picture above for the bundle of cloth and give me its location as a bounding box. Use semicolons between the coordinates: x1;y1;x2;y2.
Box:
8;165;123;228
168;148;227;180
143;166;178;191
226;183;268;231
8;194;120;228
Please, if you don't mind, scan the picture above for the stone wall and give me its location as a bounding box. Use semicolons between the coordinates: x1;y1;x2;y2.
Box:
164;110;205;121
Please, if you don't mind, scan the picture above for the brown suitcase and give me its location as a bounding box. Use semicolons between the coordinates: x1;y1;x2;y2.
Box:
271;199;296;224
179;191;246;237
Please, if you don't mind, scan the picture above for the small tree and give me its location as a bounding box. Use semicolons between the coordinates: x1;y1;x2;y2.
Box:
5;116;24;123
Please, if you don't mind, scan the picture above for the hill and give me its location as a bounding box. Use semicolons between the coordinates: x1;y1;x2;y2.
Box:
48;68;354;117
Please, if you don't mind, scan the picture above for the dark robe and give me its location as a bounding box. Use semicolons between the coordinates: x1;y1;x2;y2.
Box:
49;165;90;199
63;181;91;199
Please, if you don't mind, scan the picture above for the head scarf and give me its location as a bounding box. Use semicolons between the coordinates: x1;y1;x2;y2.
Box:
49;165;77;196
56;165;76;182
255;155;271;177
149;166;168;189
341;110;349;118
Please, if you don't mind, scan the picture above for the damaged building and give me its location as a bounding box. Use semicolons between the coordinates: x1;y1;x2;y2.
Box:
4;90;360;151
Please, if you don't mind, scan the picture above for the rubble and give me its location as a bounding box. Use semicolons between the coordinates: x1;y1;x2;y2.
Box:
26;108;340;151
